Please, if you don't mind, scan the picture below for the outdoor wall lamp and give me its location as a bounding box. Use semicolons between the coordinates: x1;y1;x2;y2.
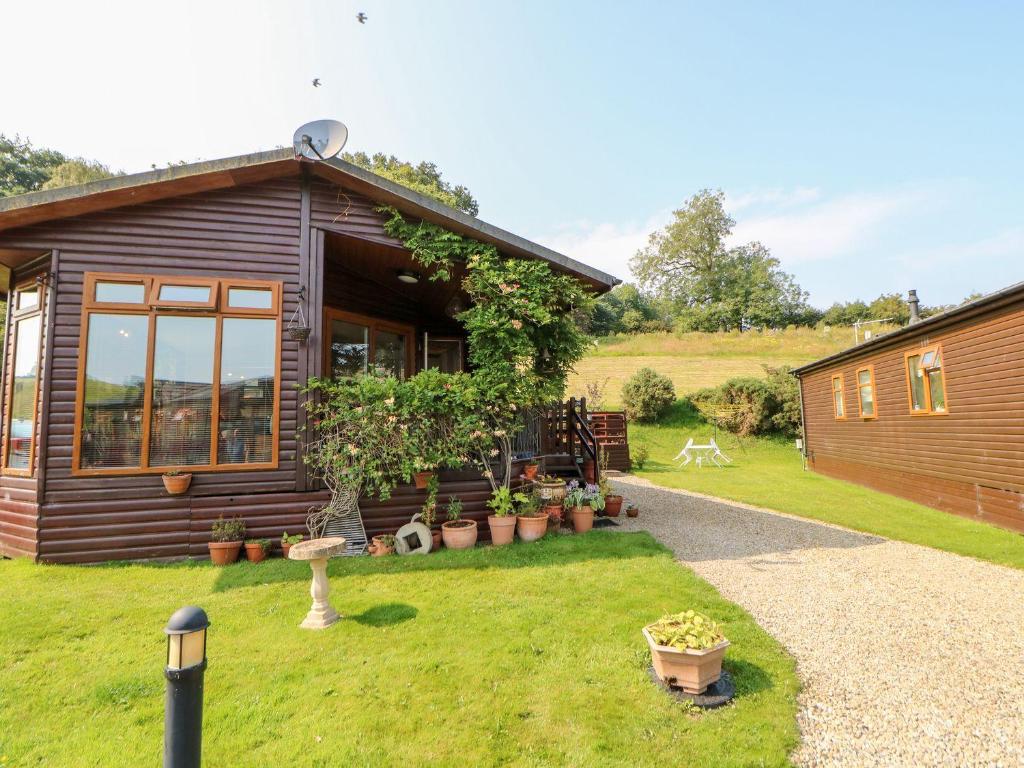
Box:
396;269;421;284
164;605;210;768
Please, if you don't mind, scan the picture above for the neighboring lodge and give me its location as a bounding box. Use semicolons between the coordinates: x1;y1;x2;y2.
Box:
795;283;1024;533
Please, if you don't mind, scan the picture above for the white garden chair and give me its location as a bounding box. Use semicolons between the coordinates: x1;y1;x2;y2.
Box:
674;437;732;468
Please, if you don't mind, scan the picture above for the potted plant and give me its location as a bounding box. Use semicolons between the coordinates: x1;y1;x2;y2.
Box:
244;538;271;563
564;481;602;533
442;497;477;550
413;465;436;490
516;492;548;542
537;475;567;506
626;504;639;518
162;470;192;495
208;516;245;565
599;450;623;516
643;610;730;694
486;487;519;546
369;534;396;556
421;476;442;549
281;531;303;557
523;459;540;481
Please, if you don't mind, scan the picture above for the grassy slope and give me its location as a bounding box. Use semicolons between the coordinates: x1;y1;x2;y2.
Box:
0;534;799;768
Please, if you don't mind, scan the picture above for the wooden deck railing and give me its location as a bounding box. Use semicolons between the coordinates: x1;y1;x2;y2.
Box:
589;411;631;472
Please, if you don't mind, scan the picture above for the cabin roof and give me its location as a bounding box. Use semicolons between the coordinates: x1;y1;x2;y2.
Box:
793;279;1024;376
0;148;620;290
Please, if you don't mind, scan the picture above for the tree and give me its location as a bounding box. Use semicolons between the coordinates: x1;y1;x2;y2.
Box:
631;189;811;331
343;151;478;216
42;159;120;189
1;134;119;197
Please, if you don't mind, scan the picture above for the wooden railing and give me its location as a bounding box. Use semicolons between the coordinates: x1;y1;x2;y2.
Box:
590;411;631;472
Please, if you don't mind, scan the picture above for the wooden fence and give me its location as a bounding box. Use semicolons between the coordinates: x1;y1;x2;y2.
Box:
590;411;631;472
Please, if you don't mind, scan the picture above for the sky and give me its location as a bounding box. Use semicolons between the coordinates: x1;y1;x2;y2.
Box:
4;0;1022;308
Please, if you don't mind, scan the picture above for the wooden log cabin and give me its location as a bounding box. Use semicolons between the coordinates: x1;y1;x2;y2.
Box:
794;282;1024;533
0;149;619;563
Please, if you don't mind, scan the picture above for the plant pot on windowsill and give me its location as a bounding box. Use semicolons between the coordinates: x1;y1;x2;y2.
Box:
441;519;478;550
516;512;548;542
643;627;730;695
488;514;516;545
162;471;192;495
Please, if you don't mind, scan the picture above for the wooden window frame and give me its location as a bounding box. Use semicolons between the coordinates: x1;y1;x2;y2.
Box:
222;279;282;316
423;335;465;373
84;273;154;311
855;365;878;420
323;307;415;379
150;276;220;310
904;343;949;416
72;272;282;477
831;374;846;420
2;277;46;476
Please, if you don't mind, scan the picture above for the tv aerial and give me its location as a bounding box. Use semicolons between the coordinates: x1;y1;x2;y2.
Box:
293;119;348;160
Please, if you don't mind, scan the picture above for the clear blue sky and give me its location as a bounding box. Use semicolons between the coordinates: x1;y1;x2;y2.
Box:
6;1;1022;307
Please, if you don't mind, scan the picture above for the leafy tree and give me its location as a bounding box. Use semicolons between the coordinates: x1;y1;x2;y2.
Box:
631;189;811;331
1;134;119;197
343;151;478;216
42;159;120;189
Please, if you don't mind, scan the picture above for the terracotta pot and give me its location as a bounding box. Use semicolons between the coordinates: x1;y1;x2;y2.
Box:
572;505;594;533
524;463;540;480
582;460;596;484
626;506;639;518
517;514;548;542
543;503;563;525
244;542;269;563
442;519;478;550
643;627;730;695
605;495;623;517
162;473;192;495
488;515;517;546
208;540;242;566
537;479;567;505
431;530;442;550
414;471;434;490
282;542;293;558
371;536;395;556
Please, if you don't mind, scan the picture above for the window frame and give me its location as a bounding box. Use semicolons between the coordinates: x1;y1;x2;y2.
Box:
904;343;949;416
72;272;282;477
831;374;846;420
2;277;46;476
84;273;154;311
149;276;220;310
424;335;465;373
855;365;878;420
222;279;283;316
323;307;415;380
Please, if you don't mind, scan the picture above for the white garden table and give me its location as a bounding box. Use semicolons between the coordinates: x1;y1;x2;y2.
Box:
288;536;347;629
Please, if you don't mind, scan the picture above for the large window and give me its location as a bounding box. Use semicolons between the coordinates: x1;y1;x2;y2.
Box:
831;374;846;420
425;336;464;373
856;366;877;419
325;309;413;379
74;273;281;475
905;344;947;415
3;280;45;474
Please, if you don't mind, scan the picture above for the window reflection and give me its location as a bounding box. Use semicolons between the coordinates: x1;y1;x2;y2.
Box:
6;315;41;469
330;320;369;377
375;330;406;378
218;319;275;464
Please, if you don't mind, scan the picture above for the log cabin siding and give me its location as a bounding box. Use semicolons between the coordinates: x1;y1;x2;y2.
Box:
799;297;1024;532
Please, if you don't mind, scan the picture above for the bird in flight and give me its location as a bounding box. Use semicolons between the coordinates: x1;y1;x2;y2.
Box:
356;12;367;23
312;78;321;87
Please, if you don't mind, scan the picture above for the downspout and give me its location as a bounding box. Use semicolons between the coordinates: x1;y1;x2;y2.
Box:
796;375;809;471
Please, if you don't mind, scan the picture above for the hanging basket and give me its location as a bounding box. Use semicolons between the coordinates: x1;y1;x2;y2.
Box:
288;325;311;342
287;289;310;344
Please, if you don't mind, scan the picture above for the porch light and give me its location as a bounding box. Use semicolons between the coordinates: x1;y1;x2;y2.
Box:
164;606;209;768
396;270;421;284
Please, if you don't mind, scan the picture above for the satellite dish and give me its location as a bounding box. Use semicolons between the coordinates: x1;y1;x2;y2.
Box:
293;119;348;160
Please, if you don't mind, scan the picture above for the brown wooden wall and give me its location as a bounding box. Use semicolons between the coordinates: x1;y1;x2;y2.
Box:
0;173;482;562
800;297;1024;532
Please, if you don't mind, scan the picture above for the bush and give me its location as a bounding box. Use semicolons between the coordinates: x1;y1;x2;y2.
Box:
631;444;649;470
687;365;801;437
647;610;726;650
622;367;676;422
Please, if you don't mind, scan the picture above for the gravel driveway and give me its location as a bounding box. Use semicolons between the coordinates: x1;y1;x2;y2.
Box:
611;474;1024;768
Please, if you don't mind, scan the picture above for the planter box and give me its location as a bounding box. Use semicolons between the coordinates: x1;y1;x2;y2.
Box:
643;626;729;694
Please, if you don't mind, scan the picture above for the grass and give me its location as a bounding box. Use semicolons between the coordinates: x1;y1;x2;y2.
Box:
570;327;862;408
629;401;1024;570
0;533;799;767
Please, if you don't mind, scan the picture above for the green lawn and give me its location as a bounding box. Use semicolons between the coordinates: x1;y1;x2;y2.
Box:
0;533;799;767
629;402;1024;570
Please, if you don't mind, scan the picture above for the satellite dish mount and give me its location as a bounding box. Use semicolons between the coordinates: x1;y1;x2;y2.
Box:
293;119;348;161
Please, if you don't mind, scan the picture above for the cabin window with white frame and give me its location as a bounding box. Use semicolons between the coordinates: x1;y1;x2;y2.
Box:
75;273;281;474
905;345;947;415
831;374;846;419
856;366;876;418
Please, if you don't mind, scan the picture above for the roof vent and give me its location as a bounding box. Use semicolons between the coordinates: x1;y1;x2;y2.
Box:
907;289;922;325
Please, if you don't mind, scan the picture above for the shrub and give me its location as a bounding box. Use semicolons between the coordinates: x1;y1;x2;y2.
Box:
647;610;726;650
631;443;649;470
211;516;245;542
622;367;676;422
688;365;801;437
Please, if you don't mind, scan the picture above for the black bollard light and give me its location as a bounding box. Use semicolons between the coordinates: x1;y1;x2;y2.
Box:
164;606;210;768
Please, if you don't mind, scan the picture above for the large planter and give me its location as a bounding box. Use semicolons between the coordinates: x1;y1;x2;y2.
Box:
442;519;478;550
517;514;548;542
162;473;192;495
537;478;567;505
643;626;730;694
488;515;517;546
208;541;242;566
605;495;624;517
571;505;594;533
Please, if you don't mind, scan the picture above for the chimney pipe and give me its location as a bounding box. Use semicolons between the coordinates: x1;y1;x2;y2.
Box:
907;289;921;325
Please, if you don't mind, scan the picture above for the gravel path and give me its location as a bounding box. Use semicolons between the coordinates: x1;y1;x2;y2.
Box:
610;474;1024;768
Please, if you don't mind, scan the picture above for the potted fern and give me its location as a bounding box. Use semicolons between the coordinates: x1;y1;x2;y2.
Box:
643;610;730;694
208;516;245;565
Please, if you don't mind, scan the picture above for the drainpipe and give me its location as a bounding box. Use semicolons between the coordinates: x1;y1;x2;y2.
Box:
796;375;809;470
907;289;922;325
